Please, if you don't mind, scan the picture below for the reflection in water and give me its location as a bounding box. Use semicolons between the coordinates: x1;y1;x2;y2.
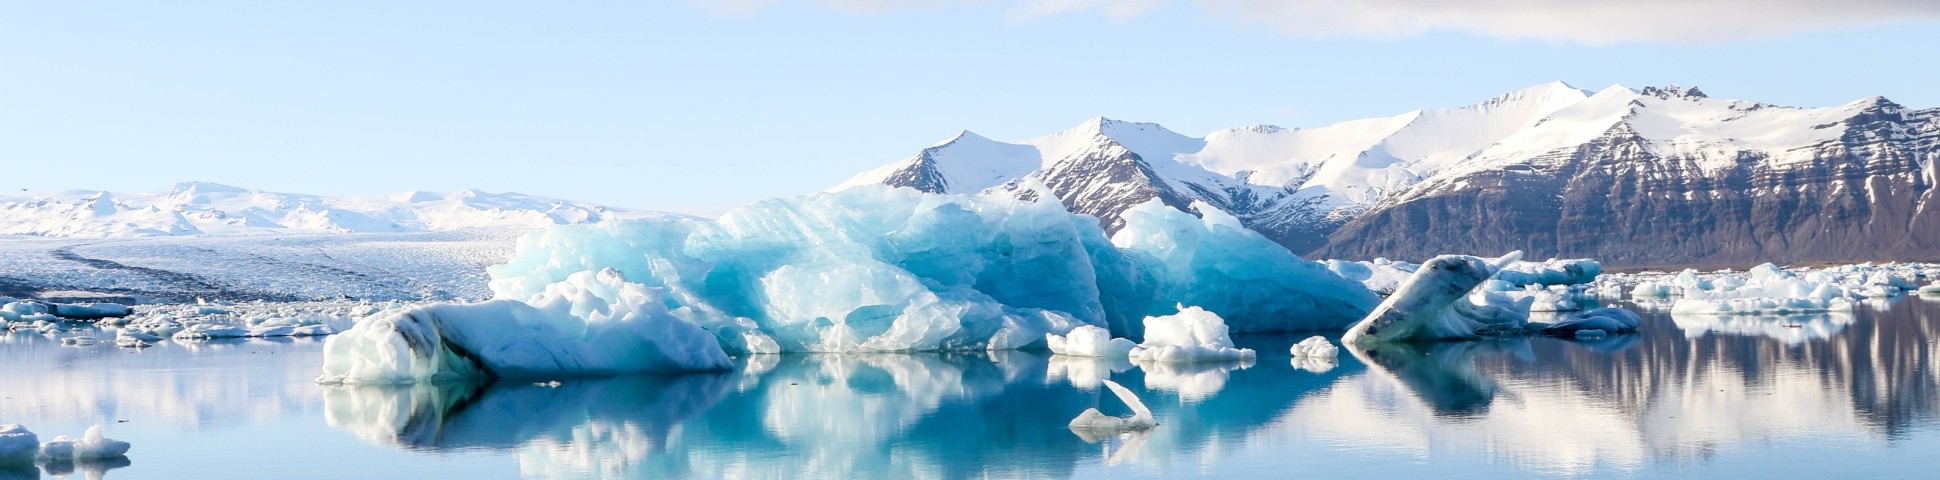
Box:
1671;313;1853;343
12;299;1940;477
322;351;1348;478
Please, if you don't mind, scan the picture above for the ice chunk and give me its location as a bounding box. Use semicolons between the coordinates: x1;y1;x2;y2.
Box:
1067;379;1157;431
1921;283;1940;295
172;323;249;340
1127;305;1256;362
1540;308;1641;336
51;303;133;320
1343;252;1534;344
1288;336;1339;358
1045;325;1135;358
0;424;35;465
1494;258;1601;287
317;269;732;384
71;425;130;460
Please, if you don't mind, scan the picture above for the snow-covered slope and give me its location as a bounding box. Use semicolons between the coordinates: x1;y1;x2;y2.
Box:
837;82;1940;265
0;182;665;237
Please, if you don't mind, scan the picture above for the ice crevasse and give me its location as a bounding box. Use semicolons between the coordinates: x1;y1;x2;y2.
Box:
320;186;1378;383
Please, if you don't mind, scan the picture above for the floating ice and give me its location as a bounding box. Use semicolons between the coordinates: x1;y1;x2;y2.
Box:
1127;305;1256;363
1288;336;1339;358
1922;283;1940;295
1323;258;1419;296
33;425;129;462
317;269;732;384
1046;325;1135;358
1343;252;1534;344
0;425;35;465
1494;258;1601;287
50;303;133;320
1540;308;1641;336
1067;379;1157;431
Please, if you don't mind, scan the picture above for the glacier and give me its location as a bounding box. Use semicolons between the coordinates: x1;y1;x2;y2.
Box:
322;186;1376;382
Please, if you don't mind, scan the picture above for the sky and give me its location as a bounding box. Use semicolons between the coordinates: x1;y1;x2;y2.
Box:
3;0;1938;214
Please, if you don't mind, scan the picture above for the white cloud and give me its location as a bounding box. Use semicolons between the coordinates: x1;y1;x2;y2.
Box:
689;0;1940;43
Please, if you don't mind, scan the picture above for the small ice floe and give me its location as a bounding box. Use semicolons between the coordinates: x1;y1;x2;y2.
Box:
1068;380;1157;432
1920;283;1940;296
1539;308;1642;337
1046;325;1135;358
59;336;102;347
171;323;250;341
1126;305;1255;363
0;424;37;465
36;425;131;461
1288;336;1338;358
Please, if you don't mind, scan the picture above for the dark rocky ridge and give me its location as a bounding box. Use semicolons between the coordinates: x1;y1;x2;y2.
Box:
1315;101;1940;266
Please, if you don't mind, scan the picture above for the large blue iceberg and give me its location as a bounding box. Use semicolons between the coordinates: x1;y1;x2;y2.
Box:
321;186;1378;382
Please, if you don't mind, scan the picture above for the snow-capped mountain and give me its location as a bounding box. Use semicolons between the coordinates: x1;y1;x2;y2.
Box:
0;182;665;237
837;82;1940;266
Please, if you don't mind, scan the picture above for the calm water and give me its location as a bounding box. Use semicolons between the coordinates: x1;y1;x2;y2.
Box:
6;297;1940;479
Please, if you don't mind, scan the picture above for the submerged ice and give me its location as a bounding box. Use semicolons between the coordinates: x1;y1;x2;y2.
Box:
322;186;1376;382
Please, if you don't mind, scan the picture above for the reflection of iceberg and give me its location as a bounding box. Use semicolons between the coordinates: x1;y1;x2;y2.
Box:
1670;313;1854;344
324;372;734;452
1135;358;1254;401
1347;339;1533;415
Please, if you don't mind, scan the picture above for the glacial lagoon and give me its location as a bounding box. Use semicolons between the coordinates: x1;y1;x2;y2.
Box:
6;297;1940;479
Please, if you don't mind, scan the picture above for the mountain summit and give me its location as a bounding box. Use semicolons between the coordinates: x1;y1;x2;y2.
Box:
837;83;1940;266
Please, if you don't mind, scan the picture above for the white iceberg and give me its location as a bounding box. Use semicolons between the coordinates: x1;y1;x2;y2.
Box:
1127;305;1256;363
1067;379;1156;431
317;269;732;384
35;425;129;461
1921;283;1940;295
1046;325;1135;358
0;424;35;465
1288;336;1339;358
1343;252;1534;344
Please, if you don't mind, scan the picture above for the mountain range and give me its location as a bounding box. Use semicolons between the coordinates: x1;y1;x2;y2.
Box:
0;182;664;237
837;82;1940;267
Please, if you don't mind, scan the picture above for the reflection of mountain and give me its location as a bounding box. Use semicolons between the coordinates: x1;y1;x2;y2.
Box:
322;351;1357;478
1288;299;1940;475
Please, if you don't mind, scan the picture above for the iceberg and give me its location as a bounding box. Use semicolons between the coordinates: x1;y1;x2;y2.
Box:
324;186;1377;382
317;269;732;384
1127;305;1256;362
1539;308;1641;336
1067;379;1157;431
1046;325;1135;358
1494;258;1601;287
1288;336;1339;358
0;425;34;465
1922;283;1940;295
1343;252;1534;344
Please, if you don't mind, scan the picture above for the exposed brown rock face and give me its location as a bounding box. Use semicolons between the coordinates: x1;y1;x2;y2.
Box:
1317;102;1940;267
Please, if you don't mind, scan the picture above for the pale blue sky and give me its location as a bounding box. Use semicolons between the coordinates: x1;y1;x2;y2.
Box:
3;1;1937;214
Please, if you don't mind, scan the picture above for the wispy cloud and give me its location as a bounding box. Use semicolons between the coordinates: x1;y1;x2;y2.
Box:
689;0;1940;43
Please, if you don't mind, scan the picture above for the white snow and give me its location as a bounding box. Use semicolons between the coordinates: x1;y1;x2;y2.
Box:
0;181;671;237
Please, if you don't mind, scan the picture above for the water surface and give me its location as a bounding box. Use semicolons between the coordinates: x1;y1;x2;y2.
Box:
6;297;1940;478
